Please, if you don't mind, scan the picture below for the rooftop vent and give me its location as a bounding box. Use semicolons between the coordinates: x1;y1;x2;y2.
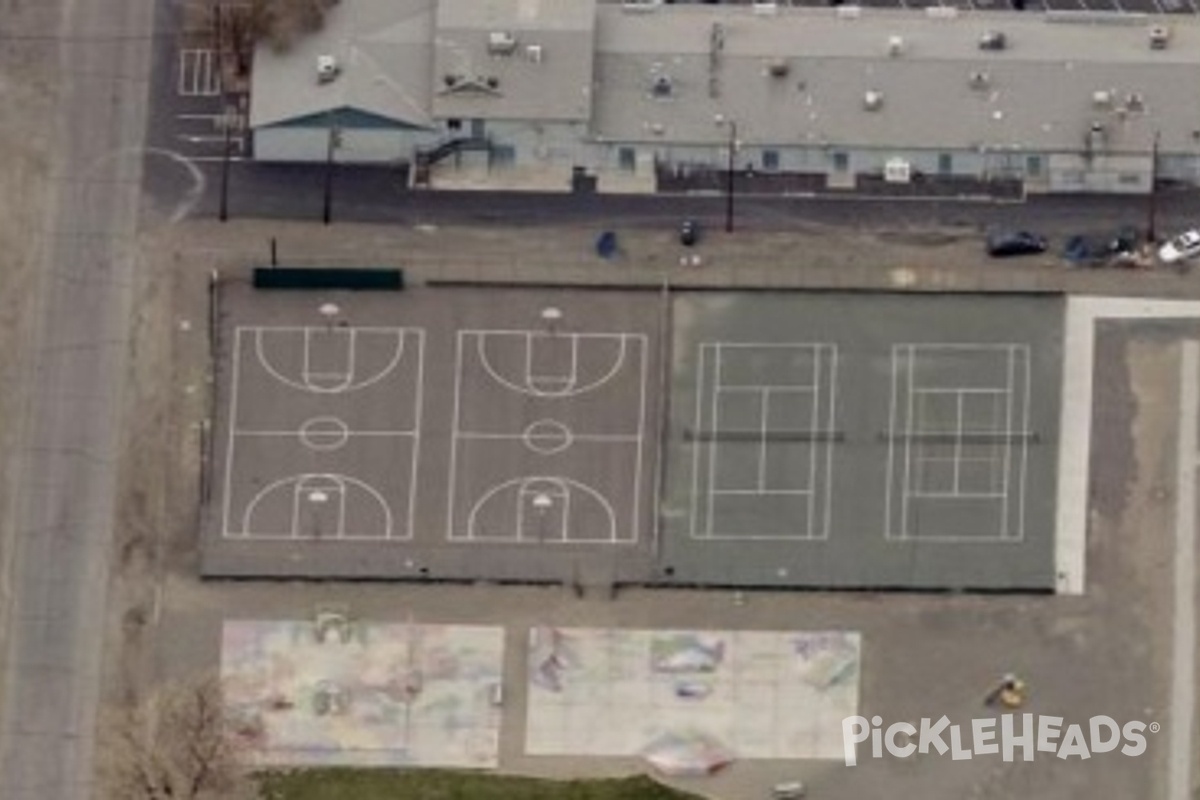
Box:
652;74;673;97
1125;92;1145;112
621;0;662;11
487;31;518;55
526;44;543;63
1149;25;1170;49
978;30;1007;50
863;90;884;111
766;58;790;78
968;70;990;89
1091;89;1113;109
835;5;862;18
887;35;905;56
316;55;340;84
753;0;779;14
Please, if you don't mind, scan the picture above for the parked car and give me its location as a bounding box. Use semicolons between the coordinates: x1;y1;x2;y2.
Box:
680;219;699;247
985;230;1048;257
1063;225;1141;267
1158;229;1200;264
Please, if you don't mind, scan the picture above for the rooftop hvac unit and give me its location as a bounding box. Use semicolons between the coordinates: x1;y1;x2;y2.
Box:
316;55;340;84
652;74;673;97
884;158;912;184
1149;25;1170;49
968;70;990;89
526;44;543;63
621;0;662;11
766;58;790;78
487;31;518;55
753;1;779;14
835;5;862;18
863;90;884;111
1125;92;1145;112
1091;89;1113;109
978;30;1007;50
887;35;905;56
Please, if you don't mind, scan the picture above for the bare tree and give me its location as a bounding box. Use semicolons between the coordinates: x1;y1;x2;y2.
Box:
96;675;260;800
219;0;341;64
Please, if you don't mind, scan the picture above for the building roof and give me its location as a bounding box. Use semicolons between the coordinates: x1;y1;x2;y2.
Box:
592;6;1200;152
431;0;596;121
250;0;435;129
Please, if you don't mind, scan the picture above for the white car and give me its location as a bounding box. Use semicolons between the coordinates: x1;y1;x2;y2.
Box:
1159;229;1200;264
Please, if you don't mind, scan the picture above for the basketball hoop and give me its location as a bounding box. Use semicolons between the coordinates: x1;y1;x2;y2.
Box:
540;306;563;335
532;493;554;513
319;302;340;318
308;490;329;504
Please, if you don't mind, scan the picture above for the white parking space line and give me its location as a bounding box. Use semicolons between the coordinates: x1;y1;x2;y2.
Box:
178;49;221;97
1169;341;1197;800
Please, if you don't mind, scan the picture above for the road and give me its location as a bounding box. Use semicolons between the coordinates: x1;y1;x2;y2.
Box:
0;0;154;796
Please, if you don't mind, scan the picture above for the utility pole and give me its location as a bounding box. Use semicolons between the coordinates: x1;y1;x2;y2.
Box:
1147;130;1161;243
215;3;232;222
322;110;339;225
724;119;737;233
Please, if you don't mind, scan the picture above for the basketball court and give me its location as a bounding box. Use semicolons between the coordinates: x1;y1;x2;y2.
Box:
204;283;1062;591
661;292;1063;590
203;283;663;585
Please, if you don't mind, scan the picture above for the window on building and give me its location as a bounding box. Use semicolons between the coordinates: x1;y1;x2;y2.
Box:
1118;172;1142;186
762;149;780;171
832;151;849;172
1025;155;1043;177
938;153;953;175
618;147;637;172
447;118;462;132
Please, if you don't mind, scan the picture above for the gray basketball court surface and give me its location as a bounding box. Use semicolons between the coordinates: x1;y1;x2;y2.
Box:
203;284;1062;591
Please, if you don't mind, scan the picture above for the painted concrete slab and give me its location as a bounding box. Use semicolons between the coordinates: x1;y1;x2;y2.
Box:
525;627;860;761
220;619;505;767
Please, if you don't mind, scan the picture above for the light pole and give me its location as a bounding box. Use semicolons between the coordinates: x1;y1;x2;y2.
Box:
717;117;738;233
322;110;341;225
1147;129;1161;243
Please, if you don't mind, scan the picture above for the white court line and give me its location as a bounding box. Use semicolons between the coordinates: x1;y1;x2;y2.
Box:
885;346;899;541
689;345;709;540
1017;345;1032;543
823;346;839;541
457;432;640;443
719;385;817;394
221;329;244;537
901;346;916;541
633;331;648;545
407;330;426;543
236;430;417;437
470;330;635;399
758;390;769;491
1000;347;1016;538
713;488;813;496
954;393;964;494
705;345;723;538
252;326;407;395
807;347;821;537
446;331;466;541
1169;340;1198;800
524;331;578;391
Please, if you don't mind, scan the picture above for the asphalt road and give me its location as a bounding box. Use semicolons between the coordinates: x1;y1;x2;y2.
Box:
142;158;1200;241
0;0;154;797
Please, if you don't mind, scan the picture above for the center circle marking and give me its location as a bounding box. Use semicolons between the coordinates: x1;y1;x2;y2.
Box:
299;416;350;451
522;419;573;455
